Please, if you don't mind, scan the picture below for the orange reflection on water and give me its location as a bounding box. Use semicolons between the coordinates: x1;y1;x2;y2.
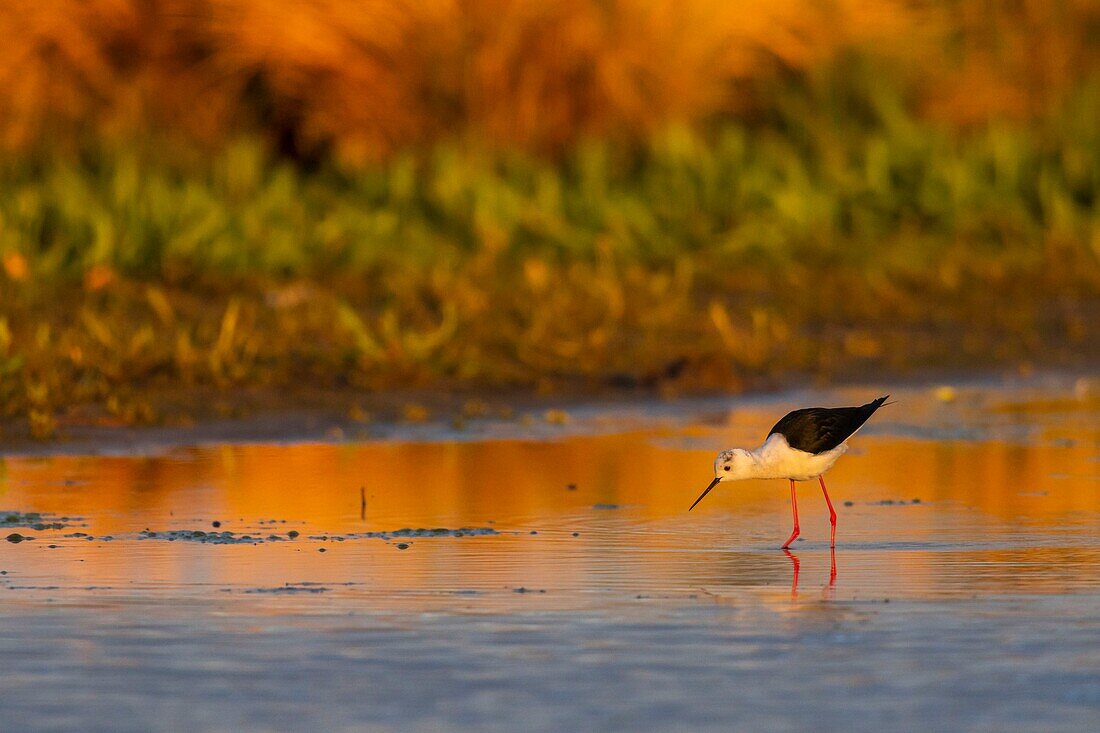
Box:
1;404;1098;607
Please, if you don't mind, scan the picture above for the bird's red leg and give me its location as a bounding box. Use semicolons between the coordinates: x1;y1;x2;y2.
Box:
819;476;837;548
784;549;800;597
781;479;800;549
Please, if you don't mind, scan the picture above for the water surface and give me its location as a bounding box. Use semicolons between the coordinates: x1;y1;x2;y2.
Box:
1;375;1098;730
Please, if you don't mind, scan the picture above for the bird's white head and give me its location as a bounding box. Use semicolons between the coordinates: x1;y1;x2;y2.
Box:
689;448;755;511
714;448;754;482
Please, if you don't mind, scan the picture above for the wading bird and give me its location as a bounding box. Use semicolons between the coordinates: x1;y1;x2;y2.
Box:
689;396;890;548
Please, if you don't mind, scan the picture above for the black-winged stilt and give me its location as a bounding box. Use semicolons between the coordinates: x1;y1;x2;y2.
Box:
689;396;890;548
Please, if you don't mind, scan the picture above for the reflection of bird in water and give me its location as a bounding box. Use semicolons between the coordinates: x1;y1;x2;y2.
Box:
785;548;837;598
690;396;891;548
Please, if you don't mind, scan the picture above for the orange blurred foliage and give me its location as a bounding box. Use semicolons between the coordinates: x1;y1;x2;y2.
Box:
0;1;1096;162
2;251;29;281
921;0;1100;124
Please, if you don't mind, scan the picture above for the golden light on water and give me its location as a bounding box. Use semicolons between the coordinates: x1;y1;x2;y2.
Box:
2;394;1097;608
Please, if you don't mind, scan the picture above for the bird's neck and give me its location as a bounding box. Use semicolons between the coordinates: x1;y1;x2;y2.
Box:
743;437;787;480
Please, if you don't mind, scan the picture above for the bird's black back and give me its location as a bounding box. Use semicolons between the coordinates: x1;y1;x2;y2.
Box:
767;396;889;454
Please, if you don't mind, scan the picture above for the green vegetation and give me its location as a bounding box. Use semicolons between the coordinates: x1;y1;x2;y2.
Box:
1;71;1098;438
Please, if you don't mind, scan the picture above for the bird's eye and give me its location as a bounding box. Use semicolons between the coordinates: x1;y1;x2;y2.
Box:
723;465;731;471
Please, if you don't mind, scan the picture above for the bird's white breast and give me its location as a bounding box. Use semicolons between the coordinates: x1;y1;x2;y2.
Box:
751;433;847;481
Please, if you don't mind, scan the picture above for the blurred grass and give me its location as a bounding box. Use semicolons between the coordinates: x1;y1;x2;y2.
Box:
2;65;1097;437
2;1;1096;160
0;1;1098;437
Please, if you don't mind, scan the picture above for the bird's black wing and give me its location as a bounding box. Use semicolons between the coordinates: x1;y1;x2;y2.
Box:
767;396;889;454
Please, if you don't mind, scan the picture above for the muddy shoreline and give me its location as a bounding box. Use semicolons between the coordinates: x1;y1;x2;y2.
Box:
1;365;1095;457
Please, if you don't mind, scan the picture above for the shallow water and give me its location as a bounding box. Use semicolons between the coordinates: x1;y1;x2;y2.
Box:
1;375;1099;731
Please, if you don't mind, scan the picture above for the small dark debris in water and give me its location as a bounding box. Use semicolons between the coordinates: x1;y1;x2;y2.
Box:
592;504;623;510
132;526;499;544
6;533;32;543
530;530;538;535
245;585;330;594
139;529;257;544
212;521;221;528
873;499;922;506
513;587;546;594
379;527;499;539
912;498;921;503
318;548;327;553
396;543;410;550
2;511;82;530
572;532;580;537
566;483;577;491
844;501;855;507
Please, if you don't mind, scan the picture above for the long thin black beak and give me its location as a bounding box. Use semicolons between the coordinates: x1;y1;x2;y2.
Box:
689;476;722;511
